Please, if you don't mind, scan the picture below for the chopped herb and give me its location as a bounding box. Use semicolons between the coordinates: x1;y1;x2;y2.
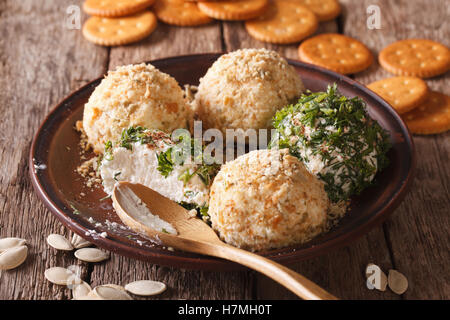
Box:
96;155;103;174
104;141;113;160
113;171;121;181
195;165;218;186
178;202;210;223
178;201;197;211
177;164;219;187
120;126;156;150
157;135;219;185
178;168;194;185
161;228;169;234
270;84;391;202
69;204;80;215
157;148;174;177
200;205;209;217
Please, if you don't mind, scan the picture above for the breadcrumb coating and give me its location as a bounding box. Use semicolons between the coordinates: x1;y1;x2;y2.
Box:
194;49;304;134
83;63;190;153
208;149;329;251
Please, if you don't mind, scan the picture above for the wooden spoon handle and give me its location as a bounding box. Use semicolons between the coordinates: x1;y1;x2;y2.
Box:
202;242;338;300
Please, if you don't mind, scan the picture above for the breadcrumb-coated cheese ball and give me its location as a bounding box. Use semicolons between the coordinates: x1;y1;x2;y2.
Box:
83;63;190;153
194;49;304;134
208;149;329;251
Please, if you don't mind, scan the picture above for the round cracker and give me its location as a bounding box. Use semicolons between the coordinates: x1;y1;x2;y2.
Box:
298;33;373;74
198;0;269;21
245;1;318;44
402;91;450;135
83;0;156;17
291;0;341;22
367;76;429;114
82;11;157;46
379;39;450;78
154;0;213;26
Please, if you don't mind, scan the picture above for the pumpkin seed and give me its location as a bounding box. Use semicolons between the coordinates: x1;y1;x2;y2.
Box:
0;237;27;253
47;234;74;251
125;280;167;296
388;269;408;295
90;285;133;300
71;234;91;249
102;284;126;291
44;267;80;285
72;281;92;300
365;263;387;291
0;245;28;270
74;248;110;262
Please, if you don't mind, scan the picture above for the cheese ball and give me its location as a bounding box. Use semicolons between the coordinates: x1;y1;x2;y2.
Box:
193;49;304;135
208;149;329;251
83;63;190;153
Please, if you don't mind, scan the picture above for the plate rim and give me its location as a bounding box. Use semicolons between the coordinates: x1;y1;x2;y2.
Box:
29;53;416;271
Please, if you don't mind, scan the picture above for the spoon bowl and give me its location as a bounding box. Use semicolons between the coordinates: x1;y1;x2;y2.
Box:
112;181;338;300
112;181;223;249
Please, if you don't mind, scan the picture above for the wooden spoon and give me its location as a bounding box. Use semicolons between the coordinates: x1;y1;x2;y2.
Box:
112;181;337;300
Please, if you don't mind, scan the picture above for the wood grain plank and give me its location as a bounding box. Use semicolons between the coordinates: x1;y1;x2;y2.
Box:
0;0;108;299
1;0;448;300
340;0;450;299
88;20;254;300
222;18;398;300
108;22;224;69
223;20;338;59
255;228;399;300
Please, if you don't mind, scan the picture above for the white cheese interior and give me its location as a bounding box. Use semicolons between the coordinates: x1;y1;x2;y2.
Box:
100;142;209;207
114;184;177;235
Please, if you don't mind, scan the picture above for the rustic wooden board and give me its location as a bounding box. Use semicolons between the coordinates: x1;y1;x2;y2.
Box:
340;0;450;299
0;0;448;300
0;0;108;299
223;20;338;59
108;22;224;69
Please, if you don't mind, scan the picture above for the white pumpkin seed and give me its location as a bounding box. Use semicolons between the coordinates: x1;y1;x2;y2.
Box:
71;234;91;249
44;267;80;285
102;284;126;291
388;269;408;295
0;245;28;270
72;281;92;300
74;248;110;262
0;238;27;253
47;234;74;251
365;263;388;291
91;285;133;300
125;280;167;296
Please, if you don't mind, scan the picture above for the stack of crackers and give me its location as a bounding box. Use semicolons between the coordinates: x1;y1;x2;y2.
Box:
296;34;449;135
368;39;450;135
81;0;343;46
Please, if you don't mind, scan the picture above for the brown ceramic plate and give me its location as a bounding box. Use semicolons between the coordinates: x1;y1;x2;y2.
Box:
29;53;415;271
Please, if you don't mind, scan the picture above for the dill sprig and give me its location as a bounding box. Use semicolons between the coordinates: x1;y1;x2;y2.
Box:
119;126;156;150
270;84;391;202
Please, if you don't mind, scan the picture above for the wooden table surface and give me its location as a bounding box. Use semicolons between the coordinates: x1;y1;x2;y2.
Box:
0;0;448;300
